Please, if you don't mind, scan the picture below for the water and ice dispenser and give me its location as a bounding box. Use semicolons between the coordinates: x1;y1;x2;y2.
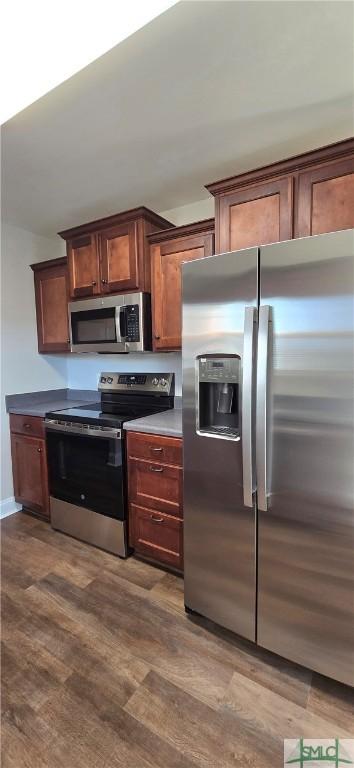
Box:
196;355;240;439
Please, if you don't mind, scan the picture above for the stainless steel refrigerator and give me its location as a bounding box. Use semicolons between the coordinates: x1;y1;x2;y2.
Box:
182;228;354;686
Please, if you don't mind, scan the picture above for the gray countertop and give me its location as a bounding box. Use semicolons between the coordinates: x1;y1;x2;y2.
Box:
6;388;99;418
124;408;182;438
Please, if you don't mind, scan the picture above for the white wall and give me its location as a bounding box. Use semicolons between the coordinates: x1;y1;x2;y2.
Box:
160;197;213;226
0;222;67;508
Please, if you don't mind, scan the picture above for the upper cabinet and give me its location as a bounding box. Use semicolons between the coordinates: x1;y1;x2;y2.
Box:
206;138;354;253
59;207;173;299
149;219;214;351
31;258;70;353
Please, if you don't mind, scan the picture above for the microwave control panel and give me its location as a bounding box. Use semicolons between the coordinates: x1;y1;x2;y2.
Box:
125;305;140;342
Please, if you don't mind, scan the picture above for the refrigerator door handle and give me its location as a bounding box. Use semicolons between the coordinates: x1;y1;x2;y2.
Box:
256;305;272;511
242;306;257;507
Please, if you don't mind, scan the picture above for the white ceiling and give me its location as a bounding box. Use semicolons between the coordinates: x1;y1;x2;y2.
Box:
2;0;353;236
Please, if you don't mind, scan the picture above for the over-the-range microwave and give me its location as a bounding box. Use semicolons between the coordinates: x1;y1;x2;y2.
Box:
68;292;152;353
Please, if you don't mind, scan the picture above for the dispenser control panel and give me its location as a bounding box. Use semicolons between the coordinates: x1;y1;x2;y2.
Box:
198;356;240;383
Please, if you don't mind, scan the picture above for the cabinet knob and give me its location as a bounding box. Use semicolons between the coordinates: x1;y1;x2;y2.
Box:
150;515;164;523
67;338;70;344
92;281;97;286
154;335;160;340
24;424;31;429
101;278;107;284
37;448;42;453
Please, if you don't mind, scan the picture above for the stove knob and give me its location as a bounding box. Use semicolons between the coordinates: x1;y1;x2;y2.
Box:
160;378;167;387
100;377;106;383
107;377;113;384
152;377;159;386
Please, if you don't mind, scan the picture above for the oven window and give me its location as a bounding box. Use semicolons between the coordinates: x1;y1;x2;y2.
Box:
46;430;124;519
71;307;117;345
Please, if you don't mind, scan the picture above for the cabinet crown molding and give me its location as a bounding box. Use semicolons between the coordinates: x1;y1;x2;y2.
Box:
30;257;67;271
58;206;173;240
148;218;215;244
205;137;354;197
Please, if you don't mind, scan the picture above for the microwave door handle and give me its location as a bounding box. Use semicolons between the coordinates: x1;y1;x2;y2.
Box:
256;305;272;512
115;307;123;344
242;306;257;507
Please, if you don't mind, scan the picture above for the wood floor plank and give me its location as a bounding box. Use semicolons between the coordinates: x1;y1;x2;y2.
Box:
2;512;352;768
307;673;354;732
221;669;352;739
34;572;235;709
125;669;279;768
28;520;166;590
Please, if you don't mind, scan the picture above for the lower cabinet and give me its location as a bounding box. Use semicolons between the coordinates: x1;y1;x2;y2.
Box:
10;415;50;519
127;431;183;572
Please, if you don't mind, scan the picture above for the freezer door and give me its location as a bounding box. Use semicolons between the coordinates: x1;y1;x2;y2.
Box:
257;229;354;685
182;247;258;641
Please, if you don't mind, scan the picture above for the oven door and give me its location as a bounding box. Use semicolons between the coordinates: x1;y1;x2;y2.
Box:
46;428;125;520
69;295;126;353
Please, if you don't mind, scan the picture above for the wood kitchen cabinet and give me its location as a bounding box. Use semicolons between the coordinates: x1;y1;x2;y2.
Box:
31;258;70;353
10;415;50;519
59;207;173;299
206;138;354;253
149;219;215;351
127;432;183;572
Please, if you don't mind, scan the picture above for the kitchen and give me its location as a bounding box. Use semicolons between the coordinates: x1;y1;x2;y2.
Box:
1;1;354;766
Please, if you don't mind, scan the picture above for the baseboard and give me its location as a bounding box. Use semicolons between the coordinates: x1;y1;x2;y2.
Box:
0;497;22;519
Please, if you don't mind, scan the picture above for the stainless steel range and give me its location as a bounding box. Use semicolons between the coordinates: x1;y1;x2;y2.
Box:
45;372;174;556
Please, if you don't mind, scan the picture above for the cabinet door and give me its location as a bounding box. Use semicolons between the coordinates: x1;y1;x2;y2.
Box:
296;157;354;237
129;504;183;571
128;458;182;517
217;177;293;253
11;435;49;518
99;221;138;293
34;262;69;352
152;233;214;350
68;233;99;298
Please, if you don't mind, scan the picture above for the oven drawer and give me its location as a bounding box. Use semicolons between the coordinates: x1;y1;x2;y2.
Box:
128;457;182;518
10;414;45;439
127;432;182;467
129;503;183;571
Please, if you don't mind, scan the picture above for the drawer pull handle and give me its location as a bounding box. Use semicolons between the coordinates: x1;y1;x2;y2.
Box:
151;515;164;523
150;447;163;453
37;448;42;453
24;424;31;429
150;466;163;473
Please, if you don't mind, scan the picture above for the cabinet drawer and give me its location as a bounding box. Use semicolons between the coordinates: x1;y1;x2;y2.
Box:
127;431;182;466
128;457;182;517
10;414;44;438
130;504;183;571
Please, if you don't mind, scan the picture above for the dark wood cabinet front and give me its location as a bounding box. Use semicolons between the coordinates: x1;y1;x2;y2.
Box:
98;221;138;293
207;138;354;254
60;207;172;300
296;155;354;237
10;416;49;519
127;432;183;572
67;233;99;298
31;258;70;353
216;177;293;253
149;220;214;351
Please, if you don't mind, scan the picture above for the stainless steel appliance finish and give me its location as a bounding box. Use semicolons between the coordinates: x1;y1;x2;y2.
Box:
257;229;354;686
183;246;258;642
51;497;126;556
98;372;174;395
68;292;151;353
45;418;121;440
182;229;354;686
46;372;174;559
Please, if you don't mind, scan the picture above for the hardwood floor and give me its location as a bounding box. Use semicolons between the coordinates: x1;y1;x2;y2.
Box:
1;512;353;767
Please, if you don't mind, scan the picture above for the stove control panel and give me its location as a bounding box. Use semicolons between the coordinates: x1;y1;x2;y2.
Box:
98;372;175;395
